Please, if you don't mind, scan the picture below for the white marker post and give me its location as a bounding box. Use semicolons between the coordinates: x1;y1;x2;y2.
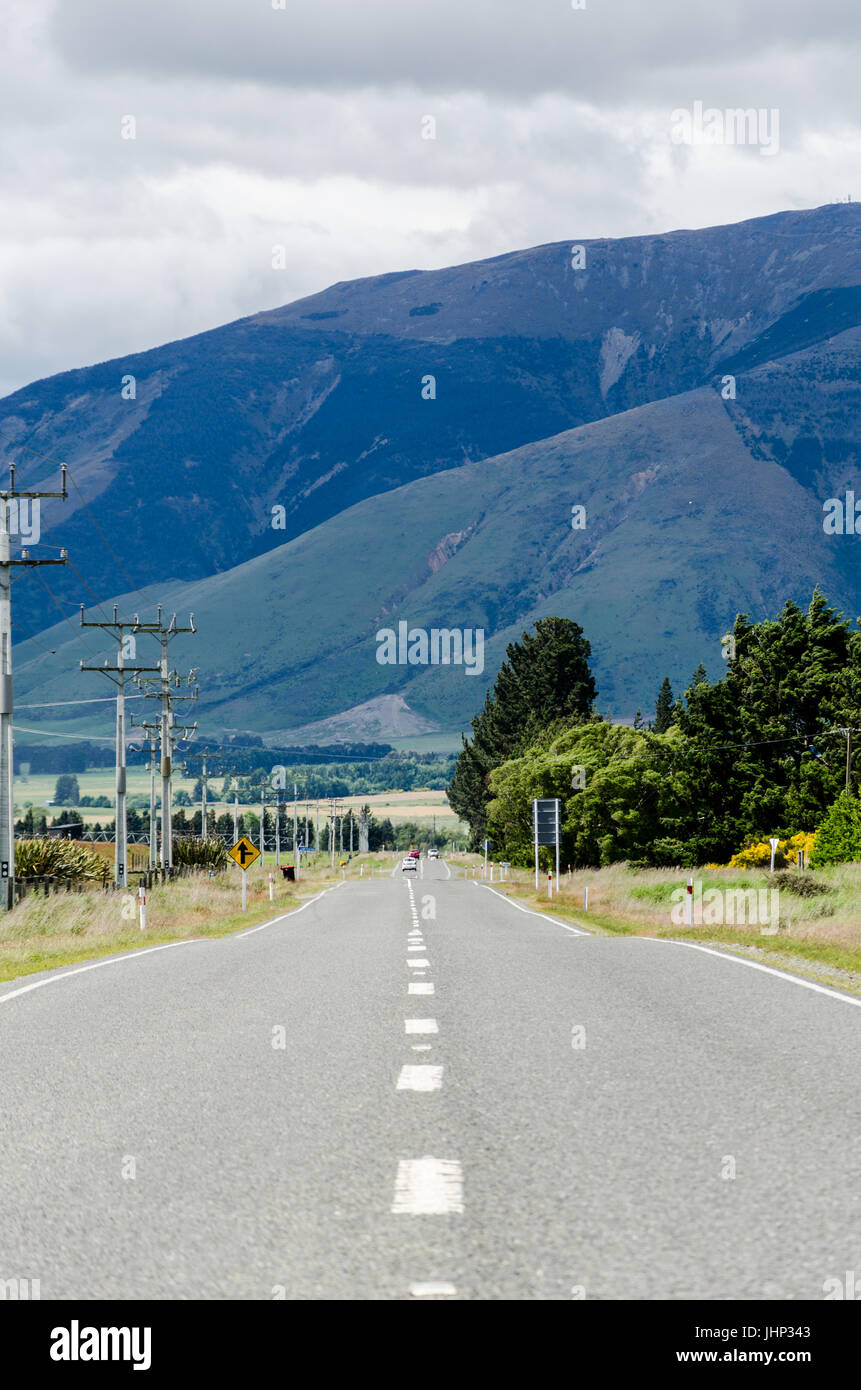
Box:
686;876;693;927
138;883;147;931
547;871;553;899
769;837;780;873
242;869;247;912
584;886;589;910
269;871;274;901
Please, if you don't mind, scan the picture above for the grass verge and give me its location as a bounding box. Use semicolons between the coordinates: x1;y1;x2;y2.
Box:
467;860;861;996
0;859;345;985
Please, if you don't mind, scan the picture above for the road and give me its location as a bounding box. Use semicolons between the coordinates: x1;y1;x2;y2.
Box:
1;859;860;1300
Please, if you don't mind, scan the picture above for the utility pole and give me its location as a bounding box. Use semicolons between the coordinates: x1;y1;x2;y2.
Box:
0;461;68;910
233;793;239;842
834;728;855;794
130;722;161;867
184;748;218;838
292;781;299;878
133;609;197;871
80;606;160;888
349;808;353;856
130;713;198;868
147;731;158;866
315;799;320;858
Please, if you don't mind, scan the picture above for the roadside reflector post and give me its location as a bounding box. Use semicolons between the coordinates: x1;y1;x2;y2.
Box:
686;876;693;927
547;870;553;899
584;886;589;910
268;872;274;902
769;836;780;873
138;883;146;931
242;868;247;912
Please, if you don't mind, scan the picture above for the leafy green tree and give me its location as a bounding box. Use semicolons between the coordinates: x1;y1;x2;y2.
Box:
810;793;861;866
54;774;80;804
486;720;688;868
448;617;596;845
671;591;861;859
654;677;674;734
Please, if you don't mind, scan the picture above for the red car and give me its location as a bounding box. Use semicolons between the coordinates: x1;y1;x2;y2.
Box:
408;849;420;859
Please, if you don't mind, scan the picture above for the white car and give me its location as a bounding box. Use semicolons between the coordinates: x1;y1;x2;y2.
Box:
428;848;439;859
401;856;418;871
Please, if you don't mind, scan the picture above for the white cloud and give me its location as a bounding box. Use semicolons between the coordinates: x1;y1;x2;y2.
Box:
0;0;858;397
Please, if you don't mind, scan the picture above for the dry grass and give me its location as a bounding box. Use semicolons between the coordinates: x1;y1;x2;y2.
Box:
464;859;861;985
0;857;346;985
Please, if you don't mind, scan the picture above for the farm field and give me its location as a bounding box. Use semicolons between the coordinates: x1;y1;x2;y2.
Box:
14;770;463;832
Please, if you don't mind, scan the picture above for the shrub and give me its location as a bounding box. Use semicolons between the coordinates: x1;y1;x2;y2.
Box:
767;870;828;898
809;794;861;867
171;836;228;869
15;837;110;883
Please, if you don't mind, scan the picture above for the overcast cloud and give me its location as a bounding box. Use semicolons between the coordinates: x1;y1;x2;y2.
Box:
0;0;859;396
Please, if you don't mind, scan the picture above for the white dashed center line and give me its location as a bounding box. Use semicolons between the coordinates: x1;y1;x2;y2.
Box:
405;1019;438;1034
408;958;430;968
397;1064;443;1091
410;1282;457;1298
409;982;434;994
392;1158;464;1214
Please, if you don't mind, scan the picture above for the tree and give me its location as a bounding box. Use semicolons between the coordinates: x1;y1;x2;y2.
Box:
448;617;596;844
654;677;674;734
810;793;861;866
54;774;80;804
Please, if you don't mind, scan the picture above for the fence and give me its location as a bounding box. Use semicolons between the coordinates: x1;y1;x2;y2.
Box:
13;862;209;905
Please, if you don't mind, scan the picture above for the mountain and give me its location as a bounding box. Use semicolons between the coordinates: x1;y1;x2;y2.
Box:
5;203;861;740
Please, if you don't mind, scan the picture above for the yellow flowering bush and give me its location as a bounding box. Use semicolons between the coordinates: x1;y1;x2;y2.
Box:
729;831;816;869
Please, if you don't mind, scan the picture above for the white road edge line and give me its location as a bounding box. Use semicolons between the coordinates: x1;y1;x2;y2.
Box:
476;882;590;935
479;883;861;1008
0;939;200;1007
645;936;861;1010
234;881;346;937
0;881;347;1007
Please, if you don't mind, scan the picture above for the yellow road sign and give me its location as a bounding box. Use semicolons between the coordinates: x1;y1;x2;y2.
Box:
228;835;261;869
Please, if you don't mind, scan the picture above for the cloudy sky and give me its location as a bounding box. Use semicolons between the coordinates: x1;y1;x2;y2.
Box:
0;0;858;396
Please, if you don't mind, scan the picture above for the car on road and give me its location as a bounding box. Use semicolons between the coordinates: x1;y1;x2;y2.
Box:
408;848;420;859
401;856;418;871
428;848;439;859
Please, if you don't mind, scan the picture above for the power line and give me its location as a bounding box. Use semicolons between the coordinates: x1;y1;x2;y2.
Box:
12;724;115;742
16;694;146;709
28;567;101;657
0;428;156;609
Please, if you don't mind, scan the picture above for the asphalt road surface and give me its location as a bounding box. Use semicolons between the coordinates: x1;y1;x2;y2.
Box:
1;859;860;1300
